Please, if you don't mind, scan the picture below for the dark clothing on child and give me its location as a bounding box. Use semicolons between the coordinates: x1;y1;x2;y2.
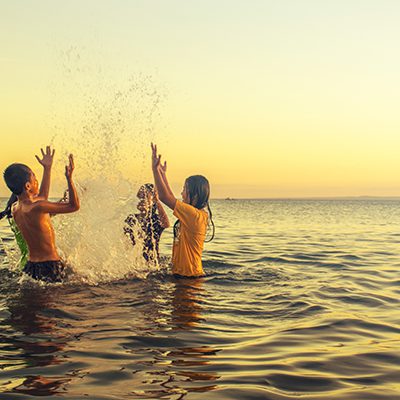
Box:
124;208;164;263
23;260;67;283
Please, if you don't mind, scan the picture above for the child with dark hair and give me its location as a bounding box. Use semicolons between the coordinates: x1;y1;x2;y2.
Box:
3;146;80;283
0;190;69;269
151;143;215;277
124;183;169;264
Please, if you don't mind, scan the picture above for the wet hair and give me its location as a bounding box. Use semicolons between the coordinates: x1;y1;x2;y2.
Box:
0;194;18;220
173;175;215;242
138;183;157;215
138;183;155;196
3;163;32;196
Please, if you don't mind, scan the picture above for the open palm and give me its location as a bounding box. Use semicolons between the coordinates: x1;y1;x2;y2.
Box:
36;146;55;168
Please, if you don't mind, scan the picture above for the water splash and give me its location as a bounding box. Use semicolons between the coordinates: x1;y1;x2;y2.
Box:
0;234;20;271
49;48;167;284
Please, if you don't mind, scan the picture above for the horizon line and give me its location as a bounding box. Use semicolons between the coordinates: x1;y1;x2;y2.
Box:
210;196;400;200
0;195;399;201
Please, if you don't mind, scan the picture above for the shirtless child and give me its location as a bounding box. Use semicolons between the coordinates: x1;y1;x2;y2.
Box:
3;146;80;283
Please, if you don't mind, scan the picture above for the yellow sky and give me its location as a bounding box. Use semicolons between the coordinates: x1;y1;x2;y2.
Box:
1;0;399;198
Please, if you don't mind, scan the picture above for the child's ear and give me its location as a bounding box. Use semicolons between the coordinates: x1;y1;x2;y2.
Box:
25;181;32;193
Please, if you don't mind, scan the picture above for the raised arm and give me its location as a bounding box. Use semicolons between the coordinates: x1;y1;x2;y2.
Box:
154;190;170;228
35;154;80;215
35;146;55;200
151;143;176;210
159;161;175;199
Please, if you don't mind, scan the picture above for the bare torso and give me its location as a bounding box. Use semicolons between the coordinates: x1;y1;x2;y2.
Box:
12;200;59;262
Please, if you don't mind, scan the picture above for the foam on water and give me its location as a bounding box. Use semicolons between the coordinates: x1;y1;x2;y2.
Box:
0;235;20;271
53;180;149;284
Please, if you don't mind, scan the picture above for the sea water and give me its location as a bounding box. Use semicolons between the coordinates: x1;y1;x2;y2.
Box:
0;198;399;399
1;51;399;398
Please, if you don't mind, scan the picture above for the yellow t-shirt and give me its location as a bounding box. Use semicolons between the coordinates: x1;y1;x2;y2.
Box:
172;200;208;276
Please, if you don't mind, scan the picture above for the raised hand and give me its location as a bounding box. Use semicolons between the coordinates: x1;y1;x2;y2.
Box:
65;154;75;180
35;146;55;169
151;143;168;174
150;143;176;210
159;160;167;175
151;142;161;170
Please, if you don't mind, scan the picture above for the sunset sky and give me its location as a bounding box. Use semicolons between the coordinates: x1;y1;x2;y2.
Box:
1;0;399;198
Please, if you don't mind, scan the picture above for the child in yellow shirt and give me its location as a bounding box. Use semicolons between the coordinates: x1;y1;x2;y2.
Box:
151;143;215;277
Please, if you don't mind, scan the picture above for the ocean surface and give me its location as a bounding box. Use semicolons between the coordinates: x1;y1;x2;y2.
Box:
0;198;399;399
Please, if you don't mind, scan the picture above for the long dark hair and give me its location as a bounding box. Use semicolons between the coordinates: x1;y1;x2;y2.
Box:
173;175;215;242
138;183;158;217
0;194;18;220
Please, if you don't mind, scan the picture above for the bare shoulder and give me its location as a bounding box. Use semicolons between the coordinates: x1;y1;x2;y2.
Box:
29;199;53;212
11;201;19;213
33;195;47;201
10;201;20;219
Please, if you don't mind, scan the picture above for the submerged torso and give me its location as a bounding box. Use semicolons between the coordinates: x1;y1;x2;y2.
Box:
172;201;208;277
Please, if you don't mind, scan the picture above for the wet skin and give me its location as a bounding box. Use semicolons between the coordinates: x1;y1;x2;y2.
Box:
12;173;60;262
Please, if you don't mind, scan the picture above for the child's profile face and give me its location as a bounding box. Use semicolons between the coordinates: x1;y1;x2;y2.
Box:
27;171;39;196
181;182;189;204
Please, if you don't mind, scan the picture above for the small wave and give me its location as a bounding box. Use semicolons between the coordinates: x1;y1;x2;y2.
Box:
265;372;343;392
284;318;400;336
205;268;284;284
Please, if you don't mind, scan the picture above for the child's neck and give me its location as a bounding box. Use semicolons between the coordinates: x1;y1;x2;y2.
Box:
18;192;35;203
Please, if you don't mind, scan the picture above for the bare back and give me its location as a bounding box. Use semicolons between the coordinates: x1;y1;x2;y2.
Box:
12;200;59;262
